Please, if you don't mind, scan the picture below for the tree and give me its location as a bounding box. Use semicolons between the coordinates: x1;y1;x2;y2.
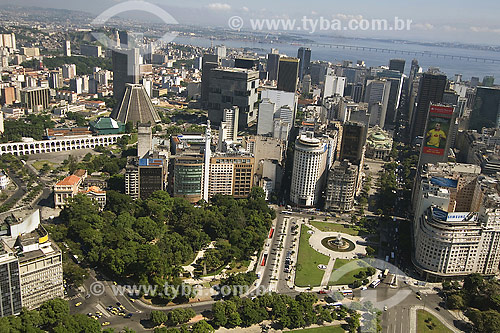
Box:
150;310;168;327
38;298;69;326
191;320;215;333
212;302;227;327
446;294;465;309
365;246;376;256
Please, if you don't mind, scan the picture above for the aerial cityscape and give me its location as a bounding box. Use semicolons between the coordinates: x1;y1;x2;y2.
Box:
0;1;500;332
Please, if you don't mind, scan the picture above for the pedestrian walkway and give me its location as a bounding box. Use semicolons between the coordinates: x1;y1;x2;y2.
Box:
320;257;336;286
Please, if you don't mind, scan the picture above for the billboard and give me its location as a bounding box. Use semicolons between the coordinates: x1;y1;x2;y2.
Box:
422;105;454;156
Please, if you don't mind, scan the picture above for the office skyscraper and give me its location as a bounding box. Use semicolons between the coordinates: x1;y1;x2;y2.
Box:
389;59;405;74
469;86;500;130
267;53;280;81
201;54;220;109
277;57;299;93
290;132;328;207
64;40;71;57
207;68;259;128
410;72;447;141
339;122;367;166
112;48;140;104
297;47;311;80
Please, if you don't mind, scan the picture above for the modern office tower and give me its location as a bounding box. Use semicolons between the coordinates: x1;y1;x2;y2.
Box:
81;45;102;57
209;152;255;198
64;40;71;57
410;72;447;141
125;156;167;200
324;160;358;212
376;70;405;128
220;106;239;142
235;58;258;70
302;75;312;93
112;84;161;125
173;154;205;203
469;87;500;130
277;57;299;93
20;87;50;111
364;79;391;128
201;54;220;108
418;104;456;166
118;31;129;48
0;244;22;317
290;132;328;207
267;53;280;81
138;158;167;200
62;64;77;79
261;89;297;114
137;123;153;158
483;76;495;87
310;62;329;85
339;122;367;166
389;59;405;74
216;45;226;58
207;68;259;128
69;77;83;94
48;71;62;89
257;99;276;136
323;74;346;98
0;210;63;311
112;48;140;104
297;47;311;80
366;126;393;160
413;171;500;280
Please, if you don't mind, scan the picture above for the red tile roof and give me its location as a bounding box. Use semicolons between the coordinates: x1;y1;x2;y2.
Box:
56;175;81;186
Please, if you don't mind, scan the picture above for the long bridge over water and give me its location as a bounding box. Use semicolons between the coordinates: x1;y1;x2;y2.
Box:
293;42;500;64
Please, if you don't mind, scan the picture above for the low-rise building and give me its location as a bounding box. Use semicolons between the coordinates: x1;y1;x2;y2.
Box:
53;175;82;208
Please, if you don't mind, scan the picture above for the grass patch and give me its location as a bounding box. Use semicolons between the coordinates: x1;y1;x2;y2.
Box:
225;260;250;275
32;160;58;170
417;310;453;333
296;325;345;332
329;259;367;286
310;221;361;236
295;226;329;287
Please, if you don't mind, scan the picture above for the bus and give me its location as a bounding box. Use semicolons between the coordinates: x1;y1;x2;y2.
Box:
341;290;353;296
370;279;381;288
282;211;292;215
261;254;268;266
268;228;274;238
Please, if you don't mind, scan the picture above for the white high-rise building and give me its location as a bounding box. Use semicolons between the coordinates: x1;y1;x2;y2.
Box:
323;74;346;98
290;132;328;207
62;64;77;79
64;41;71;57
257;98;276;136
220;107;239;142
364;79;391;128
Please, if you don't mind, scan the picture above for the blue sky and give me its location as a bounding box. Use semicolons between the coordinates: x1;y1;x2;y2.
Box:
4;0;500;44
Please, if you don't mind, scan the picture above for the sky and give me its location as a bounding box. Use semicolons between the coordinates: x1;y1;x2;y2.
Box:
3;0;500;45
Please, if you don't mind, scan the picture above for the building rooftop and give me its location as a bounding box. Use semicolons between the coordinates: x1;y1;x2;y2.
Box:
55;175;81;186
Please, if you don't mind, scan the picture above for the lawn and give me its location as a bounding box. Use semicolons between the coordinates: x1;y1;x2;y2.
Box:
310;221;361;236
417;310;453;333
295;226;330;287
296;325;345;332
32;160;57;171
329;259;368;286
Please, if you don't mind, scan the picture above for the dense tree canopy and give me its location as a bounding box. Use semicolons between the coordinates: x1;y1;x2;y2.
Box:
55;188;274;303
